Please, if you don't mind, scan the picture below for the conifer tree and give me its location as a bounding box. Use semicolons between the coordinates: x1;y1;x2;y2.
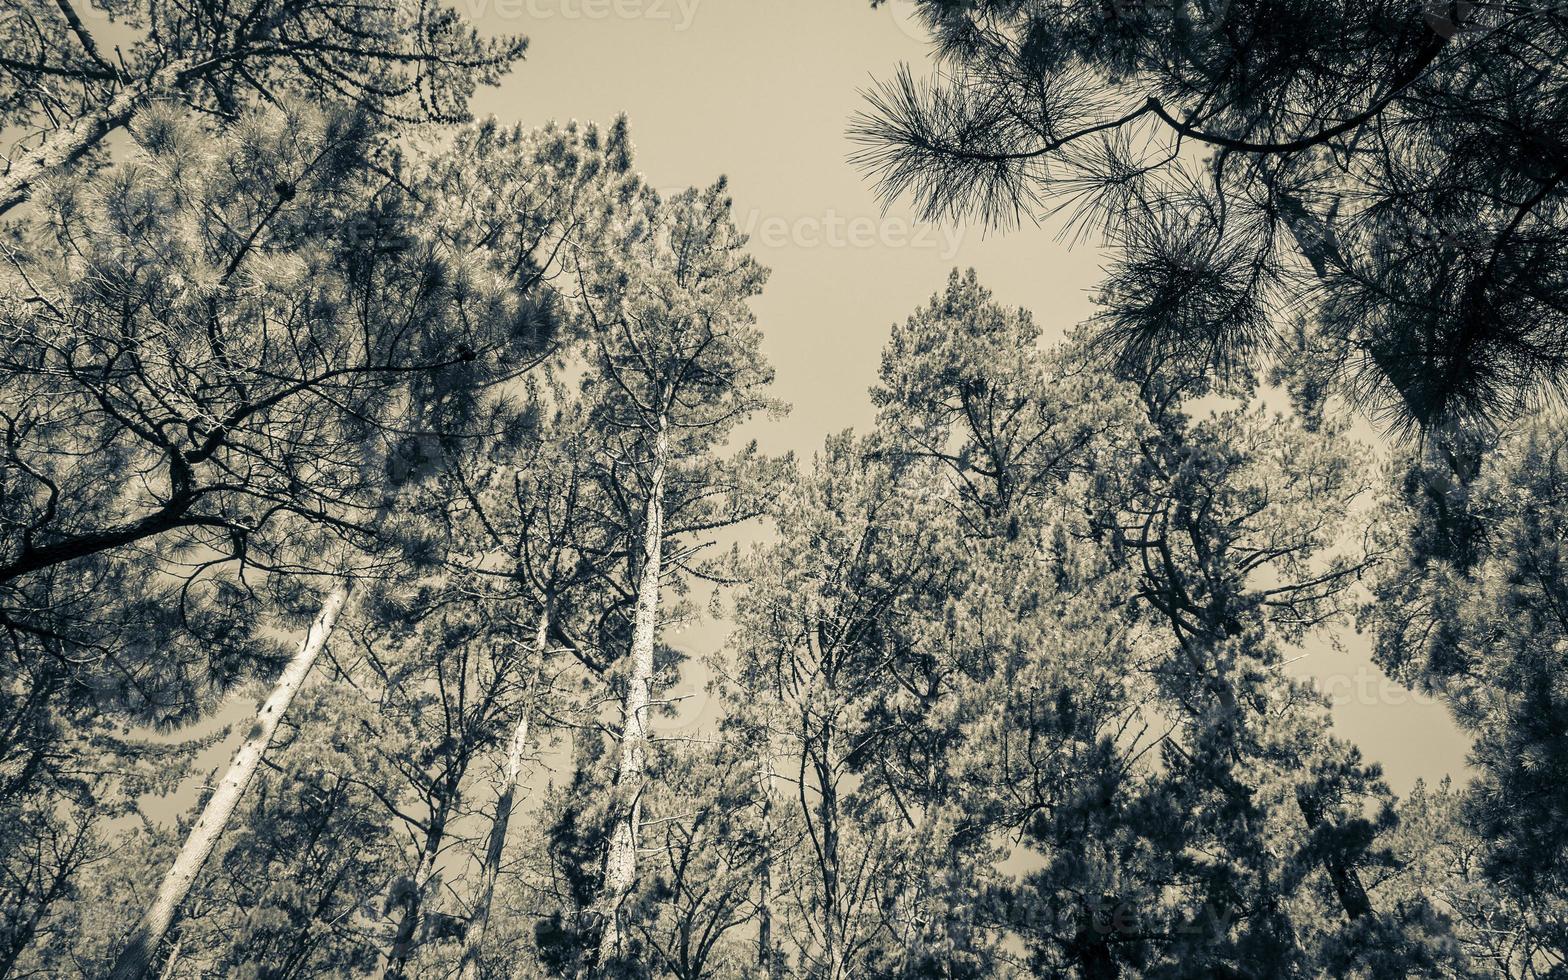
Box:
730;433;962;978
356;584;530;980
1366;411;1568;973
452;414;623;980
629;737;772;980
569;179;782;970
853;0;1568;433
730;270;1470;978
0;0;523;215
862;271;1160;975
80;112;634;978
106;587;353;980
150;679;408;978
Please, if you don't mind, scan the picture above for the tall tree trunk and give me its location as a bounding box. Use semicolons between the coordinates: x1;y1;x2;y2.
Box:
803;727;845;980
0;58;198;218
456;600;550;980
381;803;449;980
820;774;845;980
595;419;668;967
107;583;352;980
755;751;775;978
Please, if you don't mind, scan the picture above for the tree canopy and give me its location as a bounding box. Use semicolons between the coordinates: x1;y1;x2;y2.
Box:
0;4;1559;978
854;0;1568;433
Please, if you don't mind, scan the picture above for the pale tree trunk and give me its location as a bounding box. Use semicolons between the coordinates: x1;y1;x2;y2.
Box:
0;58;199;217
595;419;668;967
107;583;352;980
456;600;550;980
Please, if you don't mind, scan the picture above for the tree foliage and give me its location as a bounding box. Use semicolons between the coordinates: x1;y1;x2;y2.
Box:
0;0;523;213
1367;413;1568;975
0;1;1548;973
853;0;1568;432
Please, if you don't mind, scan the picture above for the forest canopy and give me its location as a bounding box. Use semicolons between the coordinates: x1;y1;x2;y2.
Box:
1;0;1566;978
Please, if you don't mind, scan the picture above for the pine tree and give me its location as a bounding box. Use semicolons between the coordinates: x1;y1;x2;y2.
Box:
570;179;783;970
1366;411;1568;972
630;736;772;980
730;270;1471;978
452;413;626;980
729;433;960;978
852;0;1568;433
862;271;1159;976
0;0;523;215
155;679;408;978
107;587;352;980
77;111;631;978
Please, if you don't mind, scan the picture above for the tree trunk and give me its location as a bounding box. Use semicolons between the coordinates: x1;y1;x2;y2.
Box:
823;767;842;979
1295;786;1373;920
381;805;448;980
456;600;550;980
595;419;668;967
107;583;352;980
0;58;198;218
756;752;775;978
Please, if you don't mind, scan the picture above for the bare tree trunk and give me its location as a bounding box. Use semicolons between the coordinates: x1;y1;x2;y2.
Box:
0;58;198;218
756;751;776;978
456;601;550;980
809;733;846;980
595;419;668;967
107;583;352;980
381;807;448;980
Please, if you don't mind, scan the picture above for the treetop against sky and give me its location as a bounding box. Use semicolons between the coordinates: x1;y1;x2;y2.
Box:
3;1;1564;977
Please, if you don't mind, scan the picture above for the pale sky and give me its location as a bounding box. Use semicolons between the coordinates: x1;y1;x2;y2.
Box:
465;0;1471;792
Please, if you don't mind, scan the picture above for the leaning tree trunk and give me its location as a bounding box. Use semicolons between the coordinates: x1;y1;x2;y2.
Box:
107;584;352;980
595;419;668;967
457;600;550;980
0;58;198;218
381;798;451;980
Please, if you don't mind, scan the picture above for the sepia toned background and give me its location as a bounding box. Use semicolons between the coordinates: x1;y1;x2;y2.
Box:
444;0;1473;793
